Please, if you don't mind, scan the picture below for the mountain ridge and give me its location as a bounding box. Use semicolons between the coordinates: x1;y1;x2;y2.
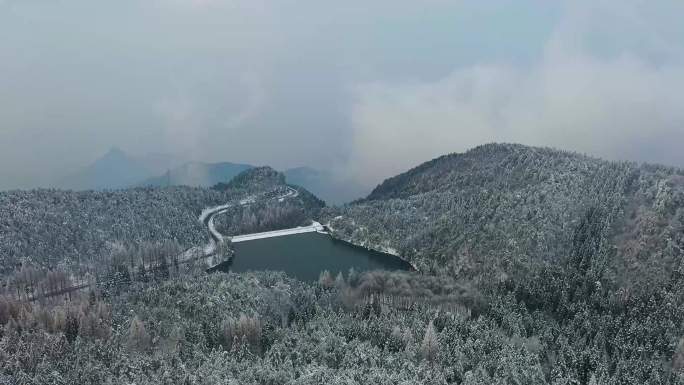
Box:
137;161;253;188
56;147;150;190
57;148;365;204
325;142;684;295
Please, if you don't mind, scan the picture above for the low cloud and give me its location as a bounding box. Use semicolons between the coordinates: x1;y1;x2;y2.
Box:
1;0;683;190
346;1;684;185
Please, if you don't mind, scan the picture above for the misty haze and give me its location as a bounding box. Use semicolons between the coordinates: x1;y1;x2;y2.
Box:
1;1;684;384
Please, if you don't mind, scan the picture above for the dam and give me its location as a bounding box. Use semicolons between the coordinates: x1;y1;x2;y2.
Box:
230;222;326;243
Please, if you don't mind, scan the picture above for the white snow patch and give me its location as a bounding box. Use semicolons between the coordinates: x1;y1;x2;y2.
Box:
231;222;326;243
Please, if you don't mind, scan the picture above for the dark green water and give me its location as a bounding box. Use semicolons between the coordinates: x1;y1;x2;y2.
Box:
209;232;413;281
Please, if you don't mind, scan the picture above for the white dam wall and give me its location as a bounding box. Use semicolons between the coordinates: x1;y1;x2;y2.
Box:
230;222;326;243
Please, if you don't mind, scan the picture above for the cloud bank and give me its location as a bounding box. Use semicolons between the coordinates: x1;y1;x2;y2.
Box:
346;1;684;184
0;0;682;189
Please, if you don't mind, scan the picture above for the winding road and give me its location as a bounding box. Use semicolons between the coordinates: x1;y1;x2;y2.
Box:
198;186;300;255
29;186;302;301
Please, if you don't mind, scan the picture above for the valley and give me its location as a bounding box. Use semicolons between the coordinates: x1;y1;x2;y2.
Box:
3;2;679;382
1;144;683;384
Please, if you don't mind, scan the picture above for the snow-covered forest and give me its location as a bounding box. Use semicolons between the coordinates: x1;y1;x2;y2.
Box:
325;144;684;293
0;167;323;298
2;146;684;383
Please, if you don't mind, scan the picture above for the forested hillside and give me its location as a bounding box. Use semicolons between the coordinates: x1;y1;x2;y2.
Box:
0;268;498;384
138;161;364;204
2;144;684;384
212;167;325;236
0;167;323;278
313;143;684;383
325;143;684;292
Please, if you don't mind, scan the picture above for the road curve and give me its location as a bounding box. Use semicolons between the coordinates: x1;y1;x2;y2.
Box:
31;186;301;301
199;186;299;255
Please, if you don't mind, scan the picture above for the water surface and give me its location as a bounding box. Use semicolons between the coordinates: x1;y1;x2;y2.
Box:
209;232;412;281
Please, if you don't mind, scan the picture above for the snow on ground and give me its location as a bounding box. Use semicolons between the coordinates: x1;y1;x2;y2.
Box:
199;202;234;223
197;186;302;257
207;216;223;242
231;221;326;243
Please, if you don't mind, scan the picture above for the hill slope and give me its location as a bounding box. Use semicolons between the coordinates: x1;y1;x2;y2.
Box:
0;167;323;275
325;143;684;293
3;144;684;384
56;148;187;190
57;147;150;190
141;162;367;204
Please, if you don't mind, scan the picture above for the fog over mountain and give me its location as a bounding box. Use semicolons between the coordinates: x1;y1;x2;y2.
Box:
55;147;365;203
4;1;684;384
55;147;188;190
1;0;683;189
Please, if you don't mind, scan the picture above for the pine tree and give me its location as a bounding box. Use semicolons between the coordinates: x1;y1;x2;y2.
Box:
334;272;346;290
347;267;359;287
387;326;406;352
156;256;170;280
64;312;79;343
673;338;684;371
420;321;439;364
318;270;334;289
127;315;151;352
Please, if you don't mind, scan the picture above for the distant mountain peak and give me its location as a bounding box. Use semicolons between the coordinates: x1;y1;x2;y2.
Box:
99;146;129;161
366;142;593;201
138;162;368;204
105;146;125;155
215;166;286;191
136;161;253;188
57;147;148;190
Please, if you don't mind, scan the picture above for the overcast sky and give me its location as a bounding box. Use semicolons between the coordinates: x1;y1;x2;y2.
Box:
1;0;683;189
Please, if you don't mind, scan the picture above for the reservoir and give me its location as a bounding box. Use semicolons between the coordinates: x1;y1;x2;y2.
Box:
209;232;413;281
